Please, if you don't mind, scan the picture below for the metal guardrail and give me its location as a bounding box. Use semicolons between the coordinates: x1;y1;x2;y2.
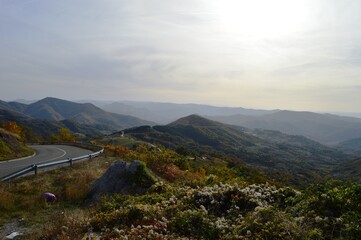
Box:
0;144;104;182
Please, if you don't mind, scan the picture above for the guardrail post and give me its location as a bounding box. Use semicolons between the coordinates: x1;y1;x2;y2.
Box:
89;154;92;159
69;158;73;167
33;165;38;175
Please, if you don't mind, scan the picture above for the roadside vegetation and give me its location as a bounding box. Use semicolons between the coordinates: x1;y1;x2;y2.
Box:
1;140;361;239
0;120;83;162
0;122;33;161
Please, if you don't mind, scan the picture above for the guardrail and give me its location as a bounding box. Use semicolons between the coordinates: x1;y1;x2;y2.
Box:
0;144;104;182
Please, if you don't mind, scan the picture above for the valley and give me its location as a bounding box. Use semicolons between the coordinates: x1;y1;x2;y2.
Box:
1;97;361;239
1;97;361;184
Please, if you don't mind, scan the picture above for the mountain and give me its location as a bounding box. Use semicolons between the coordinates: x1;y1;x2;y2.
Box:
0;97;154;134
102;101;361;145
336;137;361;157
210;110;361;145
122;115;351;185
102;101;276;124
0;100;14;112
0;108;73;139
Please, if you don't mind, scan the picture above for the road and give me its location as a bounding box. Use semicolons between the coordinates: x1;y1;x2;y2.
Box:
0;145;93;179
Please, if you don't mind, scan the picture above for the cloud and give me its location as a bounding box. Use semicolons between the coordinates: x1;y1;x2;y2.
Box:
0;0;361;112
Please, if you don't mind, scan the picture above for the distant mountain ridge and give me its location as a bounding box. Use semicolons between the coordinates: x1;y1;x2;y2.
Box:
123;114;352;185
0;97;154;136
101;101;277;124
100;100;361;145
209;110;361;145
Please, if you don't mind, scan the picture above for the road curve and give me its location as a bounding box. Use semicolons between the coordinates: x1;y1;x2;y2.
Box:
0;145;93;178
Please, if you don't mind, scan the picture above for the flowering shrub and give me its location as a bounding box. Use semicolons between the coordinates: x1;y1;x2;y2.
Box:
40;182;305;239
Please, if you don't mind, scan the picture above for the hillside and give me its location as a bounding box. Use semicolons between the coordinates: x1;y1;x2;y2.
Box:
332;157;361;179
336;137;361;156
0;97;154;135
24;97;154;129
123;115;351;185
0;128;33;161
0;109;103;139
210;110;361;145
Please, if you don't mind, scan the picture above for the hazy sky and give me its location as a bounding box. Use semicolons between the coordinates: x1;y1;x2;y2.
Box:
1;0;361;112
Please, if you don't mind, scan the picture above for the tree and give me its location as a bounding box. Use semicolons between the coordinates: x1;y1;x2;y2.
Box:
49;128;76;142
3;121;24;140
59;128;76;142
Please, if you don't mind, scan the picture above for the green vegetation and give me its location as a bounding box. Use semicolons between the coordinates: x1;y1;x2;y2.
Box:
1;142;361;239
123;115;351;186
336;137;361;156
0;122;33;161
49;127;76;143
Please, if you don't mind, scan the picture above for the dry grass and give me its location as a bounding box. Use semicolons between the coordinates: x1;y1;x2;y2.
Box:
0;155;116;224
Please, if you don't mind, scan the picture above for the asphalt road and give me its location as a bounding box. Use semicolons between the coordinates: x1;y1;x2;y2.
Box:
0;145;93;179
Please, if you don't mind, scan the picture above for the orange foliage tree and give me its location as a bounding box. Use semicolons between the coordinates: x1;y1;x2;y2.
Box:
3;121;24;139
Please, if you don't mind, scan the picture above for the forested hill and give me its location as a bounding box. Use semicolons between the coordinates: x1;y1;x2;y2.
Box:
123;115;351;185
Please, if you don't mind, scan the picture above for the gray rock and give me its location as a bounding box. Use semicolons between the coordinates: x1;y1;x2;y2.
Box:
88;160;156;202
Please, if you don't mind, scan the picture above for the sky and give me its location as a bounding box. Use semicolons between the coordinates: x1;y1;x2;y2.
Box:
0;0;361;112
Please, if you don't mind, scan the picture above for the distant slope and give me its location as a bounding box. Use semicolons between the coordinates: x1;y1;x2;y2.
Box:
0;109;102;139
332;157;361;179
210;110;361;145
123;115;351;185
0;97;154;134
336;137;361;157
0;100;13;112
102;101;276;124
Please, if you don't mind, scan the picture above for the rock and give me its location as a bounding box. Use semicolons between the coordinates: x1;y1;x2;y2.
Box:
42;192;57;203
88;160;157;202
6;232;20;239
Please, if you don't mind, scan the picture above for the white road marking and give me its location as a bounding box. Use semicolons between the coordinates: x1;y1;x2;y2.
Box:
47;147;67;161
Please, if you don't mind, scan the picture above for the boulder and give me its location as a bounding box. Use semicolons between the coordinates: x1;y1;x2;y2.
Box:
88;160;157;202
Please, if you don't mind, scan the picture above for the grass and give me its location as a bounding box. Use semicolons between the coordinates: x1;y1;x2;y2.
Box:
97;136;144;149
0;155;116;226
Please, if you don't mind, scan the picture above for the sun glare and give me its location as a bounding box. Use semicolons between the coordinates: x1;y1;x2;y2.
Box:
210;0;310;39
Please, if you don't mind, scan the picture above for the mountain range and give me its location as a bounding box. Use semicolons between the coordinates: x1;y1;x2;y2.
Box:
101;101;277;124
2;97;361;148
2;97;361;183
209;111;361;146
121;114;354;185
99;101;361;146
0;97;153;138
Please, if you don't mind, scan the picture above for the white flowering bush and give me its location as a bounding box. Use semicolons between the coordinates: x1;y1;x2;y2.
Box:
81;182;305;239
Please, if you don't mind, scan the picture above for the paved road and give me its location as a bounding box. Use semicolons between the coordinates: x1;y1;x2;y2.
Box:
0;145;93;178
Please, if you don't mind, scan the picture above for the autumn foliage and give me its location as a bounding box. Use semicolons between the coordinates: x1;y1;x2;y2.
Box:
3;121;24;139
